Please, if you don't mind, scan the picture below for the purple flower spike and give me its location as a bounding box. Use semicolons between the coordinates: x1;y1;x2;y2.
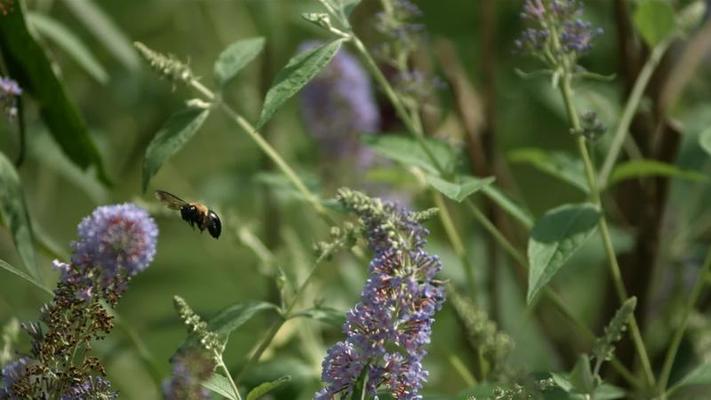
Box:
316;190;445;400
0;76;21;119
299;41;380;161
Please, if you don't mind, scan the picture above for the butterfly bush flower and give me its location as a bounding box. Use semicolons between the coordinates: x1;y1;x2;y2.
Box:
0;76;21;119
299;41;380;162
0;204;157;399
316;189;445;400
515;0;602;63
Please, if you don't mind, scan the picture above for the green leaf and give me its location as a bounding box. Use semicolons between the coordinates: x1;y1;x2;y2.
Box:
61;0;139;69
426;174;495;202
0;259;52;296
699;126;711;157
142;107;210;192
673;362;711;390
509;148;588;193
527;203;600;304
203;374;239;400
27;12;109;83
205;302;279;342
246;376;291;400
570;355;595;394
480;185;534;229
0;2;109;184
289;306;346;327
257;39;345;128
607;159;707;187
362;134;459;175
0;153;38;279
214;37;265;87
633;0;677;47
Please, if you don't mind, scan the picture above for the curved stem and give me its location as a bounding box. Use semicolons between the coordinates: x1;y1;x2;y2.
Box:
559;75;656;388
598;40;671;187
658;247;711;392
217;358;242;400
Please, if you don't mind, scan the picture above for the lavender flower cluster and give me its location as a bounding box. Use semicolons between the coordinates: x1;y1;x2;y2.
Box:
316;189;445;400
515;0;602;58
299;41;380;163
162;347;215;400
0;204;158;399
0;77;21;119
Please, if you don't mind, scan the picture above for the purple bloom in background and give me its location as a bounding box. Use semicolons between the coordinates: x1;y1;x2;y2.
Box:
162;347;215;400
0;357;30;398
0;76;21;119
299;41;380;161
316;190;445;400
516;0;602;57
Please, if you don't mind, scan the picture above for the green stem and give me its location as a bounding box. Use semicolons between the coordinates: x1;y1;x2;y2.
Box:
187;79;333;224
465;201;526;267
598;40;671;188
657;247;711;392
448;353;477;386
559;75;656;388
218;358;243;400
432;192;476;296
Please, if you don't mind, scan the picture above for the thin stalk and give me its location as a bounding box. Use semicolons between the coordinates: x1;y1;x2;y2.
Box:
465;201;526;267
559;75;656;387
598;40;671;187
217;358;242;400
432;192;477;295
448;353;477;386
657;247;711;392
186;78;333;224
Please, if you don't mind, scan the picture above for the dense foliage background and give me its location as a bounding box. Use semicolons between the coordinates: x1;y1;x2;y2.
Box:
2;0;711;399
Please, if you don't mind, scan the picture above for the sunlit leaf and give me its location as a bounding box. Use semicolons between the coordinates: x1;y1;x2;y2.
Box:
203;374;239;400
0;259;52;296
362;134;459;176
214;37;265;87
0;2;109;184
257;39;345;128
246;376;291;400
0;153;38;279
426;174;495;202
633;0;677;47
206;301;280;342
509;148;588;193
608;159;707;187
27;12;109;84
142;107;210;192
527;203;600;304
61;0;139;69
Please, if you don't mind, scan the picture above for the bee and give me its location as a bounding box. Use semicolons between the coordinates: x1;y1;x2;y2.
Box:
155;190;222;239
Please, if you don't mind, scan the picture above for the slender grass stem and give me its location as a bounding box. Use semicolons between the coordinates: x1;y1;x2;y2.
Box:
657;247;711;392
559;75;656;388
598;40;671;187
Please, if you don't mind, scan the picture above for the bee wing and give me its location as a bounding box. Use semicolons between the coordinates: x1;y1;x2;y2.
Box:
155;190;188;210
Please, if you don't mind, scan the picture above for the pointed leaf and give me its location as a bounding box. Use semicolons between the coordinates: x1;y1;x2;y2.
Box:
426;174;495;202
246;376;291;400
527;203;600;303
674;362;711;390
362;134;459;175
509;148;588;192
61;0;139;69
481;185;534;229
142;107;210;192
0;153;38;279
608;159;707;187
698;126;711;157
633;0;677;47
257;39;345;128
0;259;52;296
214;37;265;86
27;13;109;83
0;2;109;183
570;355;595;394
203;374;239;400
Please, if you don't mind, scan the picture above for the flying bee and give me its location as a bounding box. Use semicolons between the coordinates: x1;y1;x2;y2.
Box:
155;190;222;239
